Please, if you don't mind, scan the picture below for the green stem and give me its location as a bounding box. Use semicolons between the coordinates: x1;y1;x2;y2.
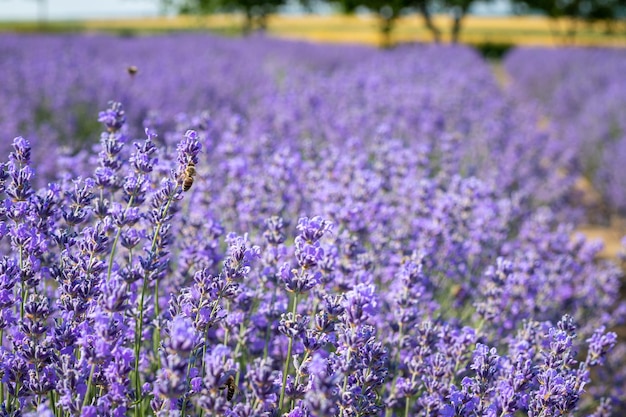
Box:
201;328;209;379
199;343;207;417
279;292;298;412
35;365;42;408
263;287;278;360
385;323;404;417
184;285;224;415
106;195;135;282
341;326;356;395
288;292;319;411
19;247;24;321
289;350;310;410
198;295;224;382
402;373;420;417
405;396;411;417
223;300;231;347
12;379;20;412
279;333;294;410
233;319;247;387
49;391;57;417
0;331;2;406
180;359;194;417
153;282;161;366
133;193;176;415
338;324;357;417
133;277;149;414
81;363;96;411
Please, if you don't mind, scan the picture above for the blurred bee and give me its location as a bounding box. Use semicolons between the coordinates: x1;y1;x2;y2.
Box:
127;65;138;77
223;375;236;401
218;371;237;401
180;161;196;192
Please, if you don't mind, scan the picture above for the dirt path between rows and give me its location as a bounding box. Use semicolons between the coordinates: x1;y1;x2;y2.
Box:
578;224;625;260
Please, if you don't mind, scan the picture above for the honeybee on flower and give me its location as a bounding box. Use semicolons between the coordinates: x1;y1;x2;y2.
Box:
221;374;236;401
179;160;196;192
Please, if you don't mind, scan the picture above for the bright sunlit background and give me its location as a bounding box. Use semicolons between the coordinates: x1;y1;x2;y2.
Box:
0;0;160;20
0;0;513;20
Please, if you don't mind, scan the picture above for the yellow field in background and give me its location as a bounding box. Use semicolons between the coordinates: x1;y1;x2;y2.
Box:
77;13;626;47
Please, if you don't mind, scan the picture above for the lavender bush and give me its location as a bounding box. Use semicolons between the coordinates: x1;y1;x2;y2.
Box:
0;34;624;417
0;34;574;210
504;47;626;215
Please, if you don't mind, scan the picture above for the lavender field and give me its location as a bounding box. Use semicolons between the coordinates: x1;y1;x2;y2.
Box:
0;33;625;417
505;48;626;218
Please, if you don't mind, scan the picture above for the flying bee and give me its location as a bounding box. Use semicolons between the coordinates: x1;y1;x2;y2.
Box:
180;161;197;192
127;65;138;76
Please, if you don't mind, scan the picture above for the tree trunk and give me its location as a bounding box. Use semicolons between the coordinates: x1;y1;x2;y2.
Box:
418;2;441;43
547;18;562;44
379;16;394;48
566;17;578;45
258;14;268;32
604;18;615;35
451;7;466;43
243;9;254;35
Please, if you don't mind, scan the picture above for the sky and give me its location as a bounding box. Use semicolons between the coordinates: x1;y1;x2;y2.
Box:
0;0;162;20
0;0;514;20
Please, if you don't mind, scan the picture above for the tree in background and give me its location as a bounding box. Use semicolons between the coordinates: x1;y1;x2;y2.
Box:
443;0;475;42
167;0;444;44
158;0;179;15
411;0;442;42
167;0;287;33
409;0;485;44
334;0;486;44
334;0;408;47
579;0;624;34
511;0;625;42
220;0;287;32
517;0;581;41
163;0;624;45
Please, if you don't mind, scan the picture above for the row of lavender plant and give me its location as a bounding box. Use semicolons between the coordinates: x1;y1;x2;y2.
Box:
0;34;623;416
504;47;626;216
1;102;624;416
0;34;575;211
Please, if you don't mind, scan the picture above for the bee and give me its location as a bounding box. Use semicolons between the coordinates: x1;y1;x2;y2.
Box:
218;372;237;401
127;65;138;76
224;375;236;401
184;161;196;178
181;174;194;192
180;161;197;192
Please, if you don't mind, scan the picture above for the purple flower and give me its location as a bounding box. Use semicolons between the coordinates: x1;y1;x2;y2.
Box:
586;327;617;367
296;216;332;244
343;283;379;326
130;136;158;174
279;263;320;294
165;315;199;356
98;101;126;133
177;129;202;166
10;136;32;165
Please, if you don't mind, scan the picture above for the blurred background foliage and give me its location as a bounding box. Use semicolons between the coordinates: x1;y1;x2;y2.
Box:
161;0;626;46
0;0;624;48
